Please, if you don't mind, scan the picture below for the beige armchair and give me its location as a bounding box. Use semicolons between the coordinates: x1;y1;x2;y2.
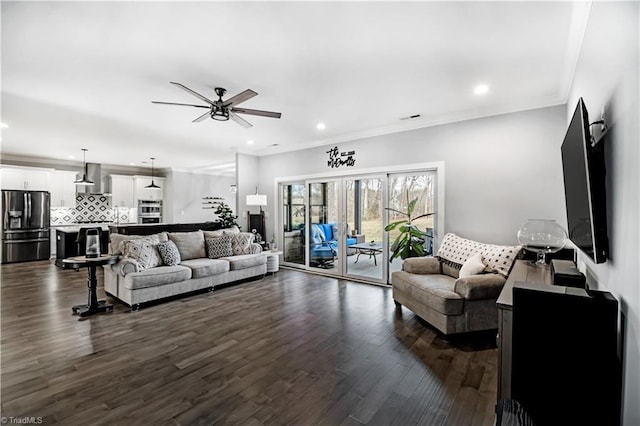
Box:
392;233;521;335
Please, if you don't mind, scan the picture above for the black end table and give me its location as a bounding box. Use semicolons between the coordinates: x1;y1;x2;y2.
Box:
62;254;119;317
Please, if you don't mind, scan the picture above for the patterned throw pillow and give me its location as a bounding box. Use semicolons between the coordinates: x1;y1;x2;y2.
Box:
231;232;255;255
157;240;181;266
206;236;233;259
123;239;163;270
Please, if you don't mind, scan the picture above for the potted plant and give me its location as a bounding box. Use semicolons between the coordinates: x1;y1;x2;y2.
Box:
385;196;435;262
214;201;239;228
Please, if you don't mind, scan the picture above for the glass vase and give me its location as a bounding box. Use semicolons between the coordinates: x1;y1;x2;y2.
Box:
517;219;567;265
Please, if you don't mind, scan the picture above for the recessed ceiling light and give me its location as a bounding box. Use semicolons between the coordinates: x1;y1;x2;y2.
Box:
1;123;8;128
474;84;489;95
129;162;136;166
247;140;255;145
316;122;326;130
68;155;75;159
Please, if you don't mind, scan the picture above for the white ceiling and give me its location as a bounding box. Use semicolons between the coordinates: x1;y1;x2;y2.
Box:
1;1;589;175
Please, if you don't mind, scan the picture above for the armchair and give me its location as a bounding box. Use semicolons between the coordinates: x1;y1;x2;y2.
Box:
308;223;358;267
392;233;522;335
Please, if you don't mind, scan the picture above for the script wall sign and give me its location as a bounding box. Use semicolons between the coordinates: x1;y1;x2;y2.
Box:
326;146;356;168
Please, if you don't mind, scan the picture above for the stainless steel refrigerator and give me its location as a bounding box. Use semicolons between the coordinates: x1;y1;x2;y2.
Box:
1;190;50;263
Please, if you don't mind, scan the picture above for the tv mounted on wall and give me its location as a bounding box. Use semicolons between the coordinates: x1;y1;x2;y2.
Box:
561;97;609;264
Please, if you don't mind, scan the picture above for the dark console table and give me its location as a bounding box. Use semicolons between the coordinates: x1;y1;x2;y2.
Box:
496;260;621;425
62;254;119;317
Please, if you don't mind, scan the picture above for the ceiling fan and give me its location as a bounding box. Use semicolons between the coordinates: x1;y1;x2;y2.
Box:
152;82;282;128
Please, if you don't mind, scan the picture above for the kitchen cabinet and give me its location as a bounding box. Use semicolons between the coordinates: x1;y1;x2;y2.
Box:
50;170;78;207
110;175;135;207
0;166;52;191
134;176;164;201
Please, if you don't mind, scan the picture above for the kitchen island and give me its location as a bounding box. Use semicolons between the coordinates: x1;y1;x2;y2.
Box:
54;225;112;268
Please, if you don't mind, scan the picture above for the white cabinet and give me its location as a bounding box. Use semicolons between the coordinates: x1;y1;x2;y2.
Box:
110;175;135;207
0;167;52;191
134;176;165;201
50;171;78;207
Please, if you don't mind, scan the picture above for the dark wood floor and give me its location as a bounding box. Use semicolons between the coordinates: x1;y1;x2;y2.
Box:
1;260;498;425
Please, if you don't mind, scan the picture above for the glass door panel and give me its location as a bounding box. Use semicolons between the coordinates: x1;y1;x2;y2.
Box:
282;183;305;266
387;172;437;277
345;176;385;283
307;180;342;274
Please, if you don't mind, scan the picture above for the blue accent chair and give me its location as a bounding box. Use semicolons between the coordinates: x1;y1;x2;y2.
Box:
309;223;357;267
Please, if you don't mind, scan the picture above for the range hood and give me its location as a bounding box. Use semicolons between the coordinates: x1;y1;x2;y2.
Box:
76;163;110;195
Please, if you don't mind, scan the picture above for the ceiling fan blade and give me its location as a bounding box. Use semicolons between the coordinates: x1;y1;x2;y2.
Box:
152;101;209;108
229;111;253;128
170;81;216;105
223;89;258;107
192;111;210;123
231;107;282;119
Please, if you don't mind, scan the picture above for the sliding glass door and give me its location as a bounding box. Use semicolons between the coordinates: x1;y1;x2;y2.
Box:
307;179;343;275
387;172;438;275
279;169;438;284
344;175;386;283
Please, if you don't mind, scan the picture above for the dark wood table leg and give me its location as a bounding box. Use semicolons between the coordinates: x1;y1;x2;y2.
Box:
71;265;113;317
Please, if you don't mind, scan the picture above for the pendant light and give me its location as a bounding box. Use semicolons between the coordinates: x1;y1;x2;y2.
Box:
74;148;94;186
145;157;161;189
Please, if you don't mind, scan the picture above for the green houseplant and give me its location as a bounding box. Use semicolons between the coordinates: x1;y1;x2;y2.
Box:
214;201;239;229
385;197;435;262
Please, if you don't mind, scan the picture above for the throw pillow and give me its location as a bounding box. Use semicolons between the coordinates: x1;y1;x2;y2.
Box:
157;240;181;266
231;232;254;255
168;230;206;260
437;233;522;277
206;235;233;258
459;252;486;277
122;239;163;270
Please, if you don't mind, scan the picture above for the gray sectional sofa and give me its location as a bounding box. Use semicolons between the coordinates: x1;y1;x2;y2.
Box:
104;227;267;309
392;233;522;335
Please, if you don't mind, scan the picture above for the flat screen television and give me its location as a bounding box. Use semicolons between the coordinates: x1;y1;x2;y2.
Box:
561;97;609;264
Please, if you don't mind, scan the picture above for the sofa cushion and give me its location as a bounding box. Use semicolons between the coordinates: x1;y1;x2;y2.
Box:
206;235;233;258
220;253;266;271
437;233;521;277
222;226;240;235
123;265;192;290
168;230;206;260
393;271;463;315
181;258;230;278
122;239;163;270
203;229;225;239
157;240;181;266
110;232;168;255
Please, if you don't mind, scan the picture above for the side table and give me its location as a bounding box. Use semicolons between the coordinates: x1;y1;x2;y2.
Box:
265;250;283;274
62;254;119;317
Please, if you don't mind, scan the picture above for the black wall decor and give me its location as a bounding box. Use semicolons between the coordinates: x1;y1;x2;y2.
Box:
327;146;356;168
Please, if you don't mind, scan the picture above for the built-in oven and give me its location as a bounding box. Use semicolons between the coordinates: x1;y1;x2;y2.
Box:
139;216;161;224
138;200;162;224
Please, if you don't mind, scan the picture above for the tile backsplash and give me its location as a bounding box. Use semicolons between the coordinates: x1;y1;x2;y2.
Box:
50;194;133;225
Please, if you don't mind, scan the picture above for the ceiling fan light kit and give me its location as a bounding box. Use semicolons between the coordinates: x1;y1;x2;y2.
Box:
152;82;281;128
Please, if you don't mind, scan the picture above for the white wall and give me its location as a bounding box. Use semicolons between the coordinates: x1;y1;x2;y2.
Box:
165;170;236;224
236;153;260;232
259;105;567;246
567;3;639;424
